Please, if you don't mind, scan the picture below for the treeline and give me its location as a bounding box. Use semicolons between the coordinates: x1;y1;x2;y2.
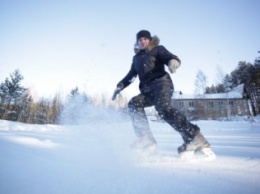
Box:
0;70;128;124
1;51;260;124
0;69;63;124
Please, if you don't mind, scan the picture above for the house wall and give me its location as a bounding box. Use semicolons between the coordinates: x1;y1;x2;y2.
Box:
172;98;251;120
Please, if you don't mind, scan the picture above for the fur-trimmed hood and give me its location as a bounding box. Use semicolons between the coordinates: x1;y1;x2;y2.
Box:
134;36;160;54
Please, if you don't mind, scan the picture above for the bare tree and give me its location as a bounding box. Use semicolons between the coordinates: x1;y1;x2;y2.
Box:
48;93;63;124
194;70;208;118
16;91;33;123
216;65;225;85
194;70;208;96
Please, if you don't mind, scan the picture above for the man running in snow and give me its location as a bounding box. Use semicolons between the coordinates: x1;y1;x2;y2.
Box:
112;30;210;155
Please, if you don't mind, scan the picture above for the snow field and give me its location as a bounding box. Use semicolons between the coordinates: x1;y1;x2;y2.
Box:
0;118;260;194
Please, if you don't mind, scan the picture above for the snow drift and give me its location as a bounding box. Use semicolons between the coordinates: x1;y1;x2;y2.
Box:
0;114;260;194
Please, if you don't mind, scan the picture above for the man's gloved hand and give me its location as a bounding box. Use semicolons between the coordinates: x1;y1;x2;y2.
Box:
112;87;122;100
168;59;181;73
112;83;124;100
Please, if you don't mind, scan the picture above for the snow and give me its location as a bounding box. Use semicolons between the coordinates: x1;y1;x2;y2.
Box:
0;115;260;194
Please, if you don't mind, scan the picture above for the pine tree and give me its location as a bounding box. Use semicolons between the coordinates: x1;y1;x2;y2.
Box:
222;74;232;92
254;50;260;68
229;57;260;116
0;69;28;120
250;51;260;115
59;87;90;124
35;98;50;124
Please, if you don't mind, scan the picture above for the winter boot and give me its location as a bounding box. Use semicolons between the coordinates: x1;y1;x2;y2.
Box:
178;132;210;154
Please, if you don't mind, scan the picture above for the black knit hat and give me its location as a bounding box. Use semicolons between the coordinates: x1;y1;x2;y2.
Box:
136;30;152;41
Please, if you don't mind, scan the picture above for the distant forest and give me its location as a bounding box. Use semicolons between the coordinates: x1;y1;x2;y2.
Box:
1;51;259;124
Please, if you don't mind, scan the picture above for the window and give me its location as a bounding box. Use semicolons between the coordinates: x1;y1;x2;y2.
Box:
179;102;184;107
219;101;223;106
209;102;214;107
189;102;194;107
229;101;234;106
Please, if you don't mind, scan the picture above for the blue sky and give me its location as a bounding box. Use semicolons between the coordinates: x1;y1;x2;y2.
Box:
0;0;259;99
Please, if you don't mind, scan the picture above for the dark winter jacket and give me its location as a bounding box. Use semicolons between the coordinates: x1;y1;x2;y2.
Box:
117;36;181;93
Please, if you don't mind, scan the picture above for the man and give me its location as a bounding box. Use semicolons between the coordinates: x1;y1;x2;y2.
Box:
112;30;211;156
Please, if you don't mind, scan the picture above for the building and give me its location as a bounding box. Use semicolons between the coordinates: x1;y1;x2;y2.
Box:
172;84;251;120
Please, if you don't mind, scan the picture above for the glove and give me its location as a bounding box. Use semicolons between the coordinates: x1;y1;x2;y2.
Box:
112;87;121;101
168;59;181;73
112;83;124;101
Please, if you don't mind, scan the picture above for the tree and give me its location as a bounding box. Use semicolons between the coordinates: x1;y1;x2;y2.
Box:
49;94;63;124
35;98;51;124
205;84;217;94
230;61;254;88
205;66;228;94
70;87;80;97
215;65;225;85
222;74;232;92
194;70;208;118
194;70;208;96
228;55;260;116
16;92;33;123
250;51;260;115
0;69;28;120
59;87;90;124
254;50;260;68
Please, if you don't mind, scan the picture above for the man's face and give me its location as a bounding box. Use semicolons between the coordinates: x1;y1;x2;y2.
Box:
138;37;150;50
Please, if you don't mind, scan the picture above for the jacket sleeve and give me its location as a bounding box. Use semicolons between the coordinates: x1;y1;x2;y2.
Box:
116;62;137;91
158;46;181;65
